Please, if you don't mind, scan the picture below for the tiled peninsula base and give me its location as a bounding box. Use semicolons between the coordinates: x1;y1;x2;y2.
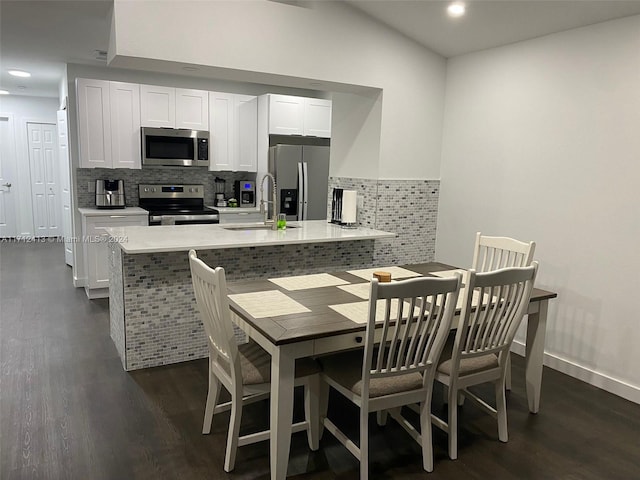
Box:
109;240;377;370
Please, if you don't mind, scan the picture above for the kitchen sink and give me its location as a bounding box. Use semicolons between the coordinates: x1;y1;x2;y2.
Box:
223;224;298;231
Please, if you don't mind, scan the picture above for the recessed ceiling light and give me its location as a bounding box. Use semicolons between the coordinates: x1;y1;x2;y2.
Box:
0;90;9;95
447;2;466;18
8;69;31;78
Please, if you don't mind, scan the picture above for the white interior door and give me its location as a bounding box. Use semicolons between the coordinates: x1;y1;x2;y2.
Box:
57;110;74;265
0;115;18;237
28;123;60;237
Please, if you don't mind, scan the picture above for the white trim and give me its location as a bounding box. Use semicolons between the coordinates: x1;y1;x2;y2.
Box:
511;340;640;405
0;113;18;237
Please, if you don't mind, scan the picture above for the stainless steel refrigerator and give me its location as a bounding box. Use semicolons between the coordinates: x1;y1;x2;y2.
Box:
268;144;330;221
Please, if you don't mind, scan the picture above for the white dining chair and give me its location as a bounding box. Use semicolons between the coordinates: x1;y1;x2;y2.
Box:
432;263;538;460
320;273;462;478
472;232;536;390
472;232;536;272
188;249;321;472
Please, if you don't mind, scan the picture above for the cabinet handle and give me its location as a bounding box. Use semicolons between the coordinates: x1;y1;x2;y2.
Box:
109;215;127;218
355;336;363;344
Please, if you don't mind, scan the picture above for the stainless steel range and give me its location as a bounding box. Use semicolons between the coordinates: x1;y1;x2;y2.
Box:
139;184;219;225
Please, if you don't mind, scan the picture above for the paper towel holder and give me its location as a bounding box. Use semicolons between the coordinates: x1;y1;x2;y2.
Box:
331;188;358;229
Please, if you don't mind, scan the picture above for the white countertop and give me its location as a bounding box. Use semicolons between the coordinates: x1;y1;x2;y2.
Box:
213;206;261;214
78;207;148;216
105;220;395;254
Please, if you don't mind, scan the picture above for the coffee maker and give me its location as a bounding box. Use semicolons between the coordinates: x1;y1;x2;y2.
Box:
234;180;256;208
95;179;126;208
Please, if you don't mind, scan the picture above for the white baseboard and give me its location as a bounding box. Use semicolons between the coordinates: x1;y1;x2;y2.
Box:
511;340;640;405
73;275;87;288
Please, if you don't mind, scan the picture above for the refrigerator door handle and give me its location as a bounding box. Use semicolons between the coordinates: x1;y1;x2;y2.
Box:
302;162;309;220
297;162;305;220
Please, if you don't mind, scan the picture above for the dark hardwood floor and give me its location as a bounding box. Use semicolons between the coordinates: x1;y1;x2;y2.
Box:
1;241;639;479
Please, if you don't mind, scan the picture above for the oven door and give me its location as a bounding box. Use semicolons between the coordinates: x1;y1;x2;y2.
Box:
142;127;209;167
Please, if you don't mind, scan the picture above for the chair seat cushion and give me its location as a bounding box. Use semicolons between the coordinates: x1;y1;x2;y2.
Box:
238;342;321;385
320;350;424;398
436;338;499;376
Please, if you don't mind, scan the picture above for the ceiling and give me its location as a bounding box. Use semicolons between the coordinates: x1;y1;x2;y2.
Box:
347;0;640;58
0;1;112;98
1;0;640;98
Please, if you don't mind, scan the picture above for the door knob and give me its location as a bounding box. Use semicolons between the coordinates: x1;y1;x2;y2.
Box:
2;183;10;188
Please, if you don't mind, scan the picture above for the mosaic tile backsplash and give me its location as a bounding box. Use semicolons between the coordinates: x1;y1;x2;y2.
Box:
76;168;255;208
328;177;439;265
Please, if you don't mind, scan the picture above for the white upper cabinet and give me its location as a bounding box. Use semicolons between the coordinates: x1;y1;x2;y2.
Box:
77;79;141;169
268;94;305;135
77;78;112;168
110;82;141;169
209;92;234;171
235;94;258;172
141;85;208;130
140;85;175;128
176;88;209;130
209;92;257;172
303;98;332;137
267;94;331;138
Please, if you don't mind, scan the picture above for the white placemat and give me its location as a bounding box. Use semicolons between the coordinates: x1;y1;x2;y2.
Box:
346;266;422;281
329;299;420;324
430;269;469;285
337;283;371;300
269;273;349;291
229;290;310;318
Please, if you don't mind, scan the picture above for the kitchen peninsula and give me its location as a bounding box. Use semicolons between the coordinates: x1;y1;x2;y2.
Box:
106;220;395;370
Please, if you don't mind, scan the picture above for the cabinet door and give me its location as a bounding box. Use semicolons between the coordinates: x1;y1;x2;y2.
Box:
235;95;258;172
268;94;304;135
176;89;208;130
209;92;234;171
110;82;141;169
304;98;332;138
140;85;175;128
84;215;148;289
76;78;112;168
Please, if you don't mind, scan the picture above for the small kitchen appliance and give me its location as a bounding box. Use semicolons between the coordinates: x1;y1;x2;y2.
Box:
234;180;256;208
139;184;219;225
95;179;126;209
141;127;209;167
214;177;227;207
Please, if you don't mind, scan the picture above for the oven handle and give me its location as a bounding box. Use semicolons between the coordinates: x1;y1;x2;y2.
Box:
149;214;219;223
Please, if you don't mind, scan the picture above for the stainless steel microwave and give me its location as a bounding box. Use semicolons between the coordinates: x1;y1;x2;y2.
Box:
141;127;209;167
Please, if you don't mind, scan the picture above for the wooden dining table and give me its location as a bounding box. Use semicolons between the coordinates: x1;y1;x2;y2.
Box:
227;262;557;480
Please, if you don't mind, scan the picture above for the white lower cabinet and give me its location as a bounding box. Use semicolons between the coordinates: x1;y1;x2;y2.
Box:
80;209;148;298
218;211;263;224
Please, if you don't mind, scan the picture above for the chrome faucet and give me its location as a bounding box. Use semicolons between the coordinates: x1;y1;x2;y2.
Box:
260;173;278;230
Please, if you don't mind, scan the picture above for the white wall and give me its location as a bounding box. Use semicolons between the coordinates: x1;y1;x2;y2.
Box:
109;0;447;180
0;95;59;236
437;15;640;403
